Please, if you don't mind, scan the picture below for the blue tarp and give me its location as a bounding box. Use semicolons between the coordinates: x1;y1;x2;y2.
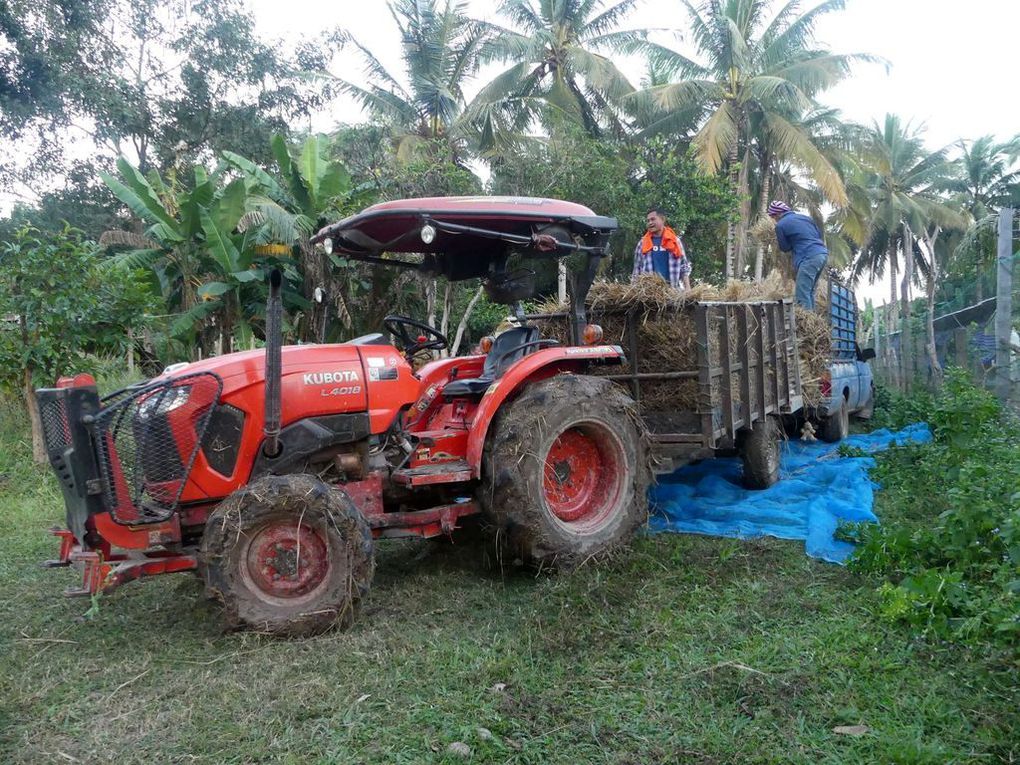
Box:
648;423;932;563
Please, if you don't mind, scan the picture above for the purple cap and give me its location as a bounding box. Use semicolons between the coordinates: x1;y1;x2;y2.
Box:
767;200;792;217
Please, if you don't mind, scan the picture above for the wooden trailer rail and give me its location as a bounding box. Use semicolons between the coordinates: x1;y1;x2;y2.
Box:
526;299;803;452
692;301;803;448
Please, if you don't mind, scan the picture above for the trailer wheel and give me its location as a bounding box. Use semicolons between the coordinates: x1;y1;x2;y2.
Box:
479;374;648;567
200;474;374;637
818;398;849;443
740;418;781;489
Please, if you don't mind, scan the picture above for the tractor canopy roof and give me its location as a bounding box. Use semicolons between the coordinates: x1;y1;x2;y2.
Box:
309;196;618;284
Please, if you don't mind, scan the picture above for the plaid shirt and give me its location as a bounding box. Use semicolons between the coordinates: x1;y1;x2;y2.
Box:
631;238;692;289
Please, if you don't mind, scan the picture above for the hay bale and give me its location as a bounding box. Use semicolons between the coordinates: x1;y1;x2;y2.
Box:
793;305;830;407
532;273;832;412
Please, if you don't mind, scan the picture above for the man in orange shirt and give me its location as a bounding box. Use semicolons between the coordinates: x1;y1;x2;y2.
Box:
631;208;691;290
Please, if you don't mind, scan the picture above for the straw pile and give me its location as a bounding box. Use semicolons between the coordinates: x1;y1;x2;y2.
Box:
530;273;832;411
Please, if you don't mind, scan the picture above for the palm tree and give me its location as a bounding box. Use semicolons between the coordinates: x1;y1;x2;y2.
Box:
851;115;962;321
946;135;1020;301
749;109;869;279
632;0;872;276
467;0;647;149
336;0;489;160
953;134;1020;217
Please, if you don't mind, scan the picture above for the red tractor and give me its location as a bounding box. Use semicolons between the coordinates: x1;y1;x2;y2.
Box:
37;197;649;635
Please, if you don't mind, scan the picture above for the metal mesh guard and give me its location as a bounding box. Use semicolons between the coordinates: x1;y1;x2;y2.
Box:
39;394;71;453
93;372;222;525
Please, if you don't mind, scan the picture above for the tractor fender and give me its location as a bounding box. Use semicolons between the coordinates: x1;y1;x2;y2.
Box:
465;345;626;477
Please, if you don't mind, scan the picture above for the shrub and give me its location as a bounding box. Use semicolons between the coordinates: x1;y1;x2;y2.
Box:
850;369;1019;652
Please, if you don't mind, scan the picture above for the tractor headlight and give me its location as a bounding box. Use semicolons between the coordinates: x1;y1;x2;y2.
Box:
322;237;333;255
138;385;192;419
420;223;436;245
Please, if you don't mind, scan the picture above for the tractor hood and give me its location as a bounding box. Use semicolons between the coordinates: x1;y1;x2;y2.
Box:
152;343;420;432
142;342;421;499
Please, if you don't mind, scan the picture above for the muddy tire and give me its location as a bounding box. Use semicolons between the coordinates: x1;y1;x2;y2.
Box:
740;417;781;489
857;383;875;420
200;474;374;637
818;398;849;443
479;374;648;567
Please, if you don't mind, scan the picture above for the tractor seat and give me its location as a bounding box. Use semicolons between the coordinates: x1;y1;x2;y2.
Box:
348;332;388;346
442;326;540;400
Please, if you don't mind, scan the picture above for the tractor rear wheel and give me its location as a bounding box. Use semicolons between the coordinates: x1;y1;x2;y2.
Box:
740;417;781;489
479;374;648;567
200;474;374;636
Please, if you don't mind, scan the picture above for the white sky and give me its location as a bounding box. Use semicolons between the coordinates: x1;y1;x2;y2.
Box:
249;0;1020;149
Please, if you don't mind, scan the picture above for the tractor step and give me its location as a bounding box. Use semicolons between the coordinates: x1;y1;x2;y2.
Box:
391;460;472;486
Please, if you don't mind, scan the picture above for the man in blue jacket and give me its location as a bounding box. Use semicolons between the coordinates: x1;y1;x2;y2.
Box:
768;200;828;309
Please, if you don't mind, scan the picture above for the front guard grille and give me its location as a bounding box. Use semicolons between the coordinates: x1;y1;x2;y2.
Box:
40;395;72;454
93;372;222;525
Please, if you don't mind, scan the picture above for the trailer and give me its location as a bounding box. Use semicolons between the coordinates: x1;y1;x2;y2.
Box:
526;298;804;488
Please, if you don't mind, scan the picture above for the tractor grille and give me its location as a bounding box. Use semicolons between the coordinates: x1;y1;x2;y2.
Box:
39;395;72;453
93;372;222;525
38;394;75;492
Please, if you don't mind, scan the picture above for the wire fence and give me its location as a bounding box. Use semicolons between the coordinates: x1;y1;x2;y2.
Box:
868;208;1020;408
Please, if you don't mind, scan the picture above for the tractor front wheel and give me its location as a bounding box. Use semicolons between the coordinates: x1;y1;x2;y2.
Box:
200;474;374;636
480;374;648;567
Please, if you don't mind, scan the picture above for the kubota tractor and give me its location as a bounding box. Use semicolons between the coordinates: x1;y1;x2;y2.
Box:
37;197;649;635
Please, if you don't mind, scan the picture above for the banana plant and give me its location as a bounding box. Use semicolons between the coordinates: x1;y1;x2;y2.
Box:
100;157;306;358
223;133;377;341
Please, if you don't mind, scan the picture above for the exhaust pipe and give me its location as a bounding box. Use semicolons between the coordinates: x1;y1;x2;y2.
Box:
263;269;283;457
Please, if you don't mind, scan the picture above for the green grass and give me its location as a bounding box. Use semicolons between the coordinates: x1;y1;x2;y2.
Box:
0;397;1016;764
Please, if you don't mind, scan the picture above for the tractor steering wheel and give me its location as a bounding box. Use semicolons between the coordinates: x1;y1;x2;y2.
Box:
383;315;448;358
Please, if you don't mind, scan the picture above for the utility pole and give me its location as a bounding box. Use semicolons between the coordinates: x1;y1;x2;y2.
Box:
995;208;1013;403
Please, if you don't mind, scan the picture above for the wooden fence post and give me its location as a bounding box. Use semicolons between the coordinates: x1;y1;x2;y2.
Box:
954;328;968;368
996;208;1013;403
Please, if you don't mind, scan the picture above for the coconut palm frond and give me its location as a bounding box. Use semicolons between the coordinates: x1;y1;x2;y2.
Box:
763;111;848;207
692;101;739;175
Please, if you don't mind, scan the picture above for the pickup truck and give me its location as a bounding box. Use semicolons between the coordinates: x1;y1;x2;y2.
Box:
809;276;876;442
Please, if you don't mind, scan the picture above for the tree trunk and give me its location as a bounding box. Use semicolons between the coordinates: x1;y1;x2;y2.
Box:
900;222;913;319
439;282;453;338
754;168;771;282
426;279;437;329
439;282;453;358
127;328;135;377
725;140;741;278
926;272;942;387
25;367;45;464
921;229;943;387
451;285;485;356
734;146;752;278
900;225;915;392
887;236;899;325
300;245;326;343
